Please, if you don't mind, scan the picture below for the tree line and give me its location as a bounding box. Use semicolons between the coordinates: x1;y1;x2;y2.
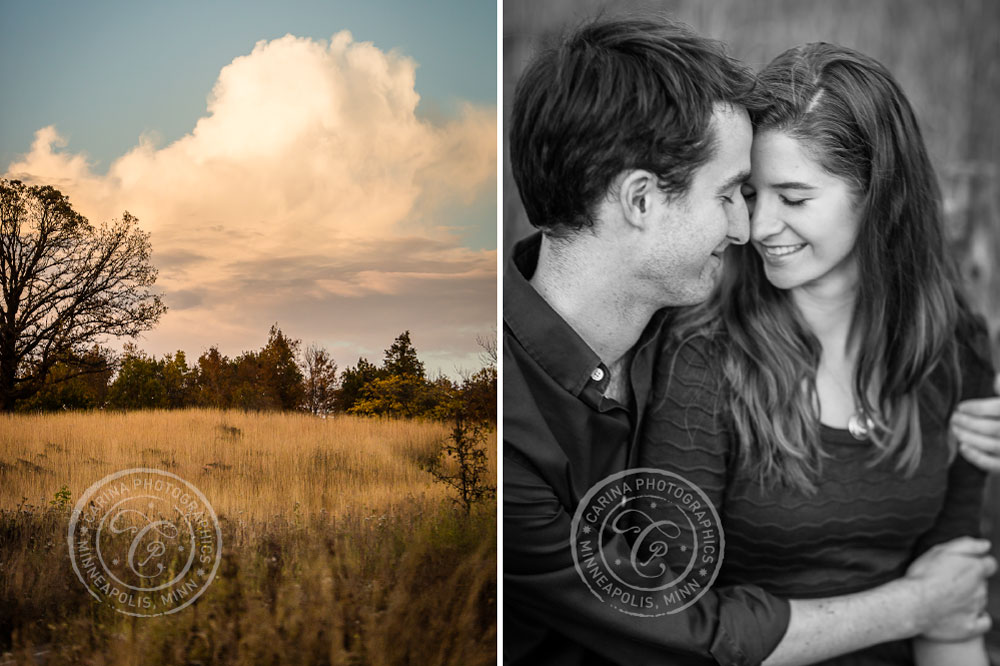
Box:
16;326;496;422
1;179;495;422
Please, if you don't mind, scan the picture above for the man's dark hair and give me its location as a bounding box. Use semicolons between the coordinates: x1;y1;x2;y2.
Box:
510;16;764;236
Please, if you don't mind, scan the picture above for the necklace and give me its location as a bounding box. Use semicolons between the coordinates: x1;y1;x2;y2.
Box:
847;411;874;440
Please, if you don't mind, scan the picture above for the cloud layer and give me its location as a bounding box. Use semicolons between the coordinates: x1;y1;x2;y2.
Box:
5;32;496;373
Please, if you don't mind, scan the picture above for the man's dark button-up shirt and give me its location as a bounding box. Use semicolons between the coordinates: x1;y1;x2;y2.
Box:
503;233;790;666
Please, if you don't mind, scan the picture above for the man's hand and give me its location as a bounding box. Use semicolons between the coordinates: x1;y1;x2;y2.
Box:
906;537;997;641
952;374;1000;473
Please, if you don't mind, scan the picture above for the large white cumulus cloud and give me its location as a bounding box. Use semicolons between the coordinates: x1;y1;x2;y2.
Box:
5;31;496;372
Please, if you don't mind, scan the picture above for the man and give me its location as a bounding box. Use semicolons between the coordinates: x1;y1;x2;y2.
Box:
504;17;999;666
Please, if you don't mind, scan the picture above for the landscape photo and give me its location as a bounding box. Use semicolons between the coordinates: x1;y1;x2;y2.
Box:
1;2;497;663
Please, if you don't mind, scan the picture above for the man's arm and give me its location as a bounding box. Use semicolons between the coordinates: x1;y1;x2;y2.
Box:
505;450;789;666
763;538;994;666
505;450;996;666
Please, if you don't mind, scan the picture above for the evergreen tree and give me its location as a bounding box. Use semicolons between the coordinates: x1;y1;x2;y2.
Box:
382;331;425;379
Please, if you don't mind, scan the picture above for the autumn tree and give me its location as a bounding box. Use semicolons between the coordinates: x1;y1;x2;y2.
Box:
460;365;497;424
161;351;194;408
258;325;305;410
107;345;169;409
350;331;438;418
302;343;338;415
16;345;114;411
225;325;304;411
192;346;233;407
334;357;379;413
0;179;165;411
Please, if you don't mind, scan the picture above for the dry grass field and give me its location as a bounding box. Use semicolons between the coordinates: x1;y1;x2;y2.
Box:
0;410;497;665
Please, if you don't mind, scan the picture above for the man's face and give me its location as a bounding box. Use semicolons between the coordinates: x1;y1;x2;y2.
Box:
642;103;752;306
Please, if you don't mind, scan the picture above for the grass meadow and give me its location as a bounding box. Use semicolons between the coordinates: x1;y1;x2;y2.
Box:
0;410;497;665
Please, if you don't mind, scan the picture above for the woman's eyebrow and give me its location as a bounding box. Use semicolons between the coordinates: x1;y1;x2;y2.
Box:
772;181;817;190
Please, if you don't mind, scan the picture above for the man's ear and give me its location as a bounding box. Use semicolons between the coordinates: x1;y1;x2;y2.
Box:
618;170;657;229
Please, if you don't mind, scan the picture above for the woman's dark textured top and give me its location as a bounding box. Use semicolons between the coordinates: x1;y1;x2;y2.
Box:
638;323;995;666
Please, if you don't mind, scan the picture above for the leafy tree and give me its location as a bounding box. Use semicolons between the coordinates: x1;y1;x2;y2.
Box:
161;351;195;408
334;357;379;413
0;179;166;411
302;344;338;415
211;325;306;411
17;345;114;411
258;324;304;410
231;350;270;410
350;373;432;418
460;365;497;424
107;345;168;409
193;346;233;407
229;350;265;410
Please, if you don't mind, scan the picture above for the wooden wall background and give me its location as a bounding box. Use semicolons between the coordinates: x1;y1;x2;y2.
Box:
503;0;1000;656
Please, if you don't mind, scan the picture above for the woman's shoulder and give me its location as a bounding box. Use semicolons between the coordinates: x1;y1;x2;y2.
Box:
652;325;729;403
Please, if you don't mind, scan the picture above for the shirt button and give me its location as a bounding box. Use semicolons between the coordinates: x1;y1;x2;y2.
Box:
591;367;605;382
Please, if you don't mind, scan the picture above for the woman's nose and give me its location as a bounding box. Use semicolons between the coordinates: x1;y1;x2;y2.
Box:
750;195;783;242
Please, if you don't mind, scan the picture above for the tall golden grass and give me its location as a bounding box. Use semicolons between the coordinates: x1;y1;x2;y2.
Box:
0;409;496;520
0;409;497;664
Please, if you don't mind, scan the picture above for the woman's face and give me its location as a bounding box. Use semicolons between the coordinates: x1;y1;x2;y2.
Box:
743;130;863;295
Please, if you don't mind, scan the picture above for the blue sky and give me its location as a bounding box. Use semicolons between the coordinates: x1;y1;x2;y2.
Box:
1;0;495;169
1;1;497;375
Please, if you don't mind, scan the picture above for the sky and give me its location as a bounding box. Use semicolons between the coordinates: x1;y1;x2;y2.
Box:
0;0;497;376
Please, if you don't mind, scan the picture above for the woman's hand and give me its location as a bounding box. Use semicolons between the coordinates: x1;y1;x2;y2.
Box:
952;374;1000;472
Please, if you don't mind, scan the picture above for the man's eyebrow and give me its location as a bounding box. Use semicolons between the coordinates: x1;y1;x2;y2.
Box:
772;181;817;190
716;169;751;195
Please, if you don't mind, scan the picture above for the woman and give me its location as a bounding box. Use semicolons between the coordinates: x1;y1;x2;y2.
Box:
639;43;995;665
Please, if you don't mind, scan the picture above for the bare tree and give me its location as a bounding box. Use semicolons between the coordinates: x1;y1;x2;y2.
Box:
301;343;338;415
0;179;166;410
476;328;497;367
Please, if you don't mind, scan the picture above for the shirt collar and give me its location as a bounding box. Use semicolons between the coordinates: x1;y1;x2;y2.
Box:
503;233;605;397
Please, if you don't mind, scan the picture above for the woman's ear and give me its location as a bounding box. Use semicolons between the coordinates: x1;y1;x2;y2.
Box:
618;170;656;229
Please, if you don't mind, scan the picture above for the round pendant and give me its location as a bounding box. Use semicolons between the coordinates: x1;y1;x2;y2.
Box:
847;412;873;440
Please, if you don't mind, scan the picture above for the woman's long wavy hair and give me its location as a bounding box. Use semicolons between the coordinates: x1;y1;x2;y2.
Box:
673;43;972;493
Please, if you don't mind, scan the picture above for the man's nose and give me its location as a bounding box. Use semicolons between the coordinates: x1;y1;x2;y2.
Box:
727;201;750;245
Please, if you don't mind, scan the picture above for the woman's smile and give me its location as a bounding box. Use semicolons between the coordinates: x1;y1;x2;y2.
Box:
756;242;808;260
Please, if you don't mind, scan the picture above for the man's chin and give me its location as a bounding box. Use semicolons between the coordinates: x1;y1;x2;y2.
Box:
662;282;715;308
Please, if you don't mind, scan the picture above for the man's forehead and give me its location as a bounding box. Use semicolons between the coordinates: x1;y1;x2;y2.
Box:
710;105;752;154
